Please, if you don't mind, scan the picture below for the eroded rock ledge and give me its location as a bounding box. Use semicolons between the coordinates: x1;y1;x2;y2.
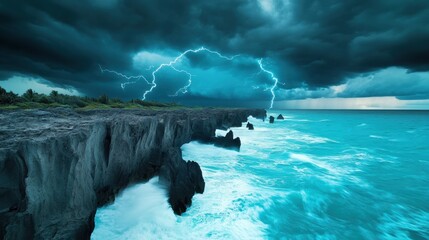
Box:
0;108;266;239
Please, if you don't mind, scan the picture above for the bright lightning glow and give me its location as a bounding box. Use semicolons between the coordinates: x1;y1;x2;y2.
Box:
143;46;238;100
145;65;155;71
168;65;193;97
100;47;281;109
99;65;150;90
257;59;279;109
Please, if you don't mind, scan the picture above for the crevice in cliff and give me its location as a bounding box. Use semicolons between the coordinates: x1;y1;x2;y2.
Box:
103;125;111;167
0;149;35;240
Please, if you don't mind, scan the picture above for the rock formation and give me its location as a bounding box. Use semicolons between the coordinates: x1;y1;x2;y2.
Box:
159;149;204;215
246;122;254;130
0;108;266;239
277;114;284;120
211;130;241;150
269;116;275;123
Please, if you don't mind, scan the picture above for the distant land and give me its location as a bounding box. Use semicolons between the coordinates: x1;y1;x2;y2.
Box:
0;86;182;110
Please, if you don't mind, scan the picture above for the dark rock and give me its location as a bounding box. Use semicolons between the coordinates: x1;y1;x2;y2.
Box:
269;116;275;123
8;205;18;212
246;122;254;130
277;114;284;120
0;108;266;239
160;149;205;215
212;130;241;150
1;213;35;240
225;130;233;140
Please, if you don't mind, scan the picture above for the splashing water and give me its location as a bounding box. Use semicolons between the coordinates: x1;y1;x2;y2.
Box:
93;110;429;239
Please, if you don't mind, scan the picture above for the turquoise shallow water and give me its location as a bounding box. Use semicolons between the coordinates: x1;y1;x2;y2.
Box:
93;110;429;239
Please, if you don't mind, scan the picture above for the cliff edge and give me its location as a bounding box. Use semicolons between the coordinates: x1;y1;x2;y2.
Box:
0;108;266;239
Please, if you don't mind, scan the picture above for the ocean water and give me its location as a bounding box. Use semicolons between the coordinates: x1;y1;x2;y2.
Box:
92;110;429;240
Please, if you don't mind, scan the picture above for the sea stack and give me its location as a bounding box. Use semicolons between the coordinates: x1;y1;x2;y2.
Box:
277;114;284;120
213;130;241;150
269;116;275;123
246;122;254;130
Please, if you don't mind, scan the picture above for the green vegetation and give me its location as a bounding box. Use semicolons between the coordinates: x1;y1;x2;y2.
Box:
0;87;182;110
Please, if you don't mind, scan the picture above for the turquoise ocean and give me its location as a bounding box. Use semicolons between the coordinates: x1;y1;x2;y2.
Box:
93;110;429;239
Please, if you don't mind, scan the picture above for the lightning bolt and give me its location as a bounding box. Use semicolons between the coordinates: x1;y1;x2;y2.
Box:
142;46;239;100
257;59;279;109
100;47;281;109
99;65;151;90
168;65;193;97
145;65;155;71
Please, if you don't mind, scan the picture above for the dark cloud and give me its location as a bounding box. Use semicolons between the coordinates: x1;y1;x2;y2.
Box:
337;67;429;99
243;0;429;88
1;0;429;105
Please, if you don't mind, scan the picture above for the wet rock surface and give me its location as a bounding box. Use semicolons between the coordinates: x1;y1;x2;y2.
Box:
246;122;254;130
212;130;241;150
160;148;205;215
269;116;275;123
0;108;265;239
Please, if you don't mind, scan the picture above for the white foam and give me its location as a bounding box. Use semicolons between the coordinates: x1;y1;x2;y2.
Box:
93;140;273;239
369;135;385;139
179;142;270;239
294;133;338;144
290;153;340;175
288;119;310;122
92;111;424;239
92;177;182;239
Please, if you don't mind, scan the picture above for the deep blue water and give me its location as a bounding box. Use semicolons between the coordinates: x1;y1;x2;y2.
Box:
93;110;429;239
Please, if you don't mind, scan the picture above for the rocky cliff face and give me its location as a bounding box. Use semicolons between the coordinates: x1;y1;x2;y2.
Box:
0;108;266;239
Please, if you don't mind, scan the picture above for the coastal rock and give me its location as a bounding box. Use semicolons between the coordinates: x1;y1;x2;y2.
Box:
246;122;254;130
277;114;284;120
159;149;205;215
212;130;241;150
0;108;266;239
269;116;275;123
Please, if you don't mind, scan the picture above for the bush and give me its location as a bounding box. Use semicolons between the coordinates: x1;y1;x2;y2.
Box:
49;90;59;102
0;87;20;104
111;98;123;103
98;94;109;104
73;99;88;108
23;89;34;101
38;96;51;104
50;90;59;98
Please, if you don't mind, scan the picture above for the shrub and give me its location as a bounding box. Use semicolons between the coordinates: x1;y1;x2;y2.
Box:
50;90;59;98
23;89;34;101
111;98;123;103
0;87;20;104
38;96;51;104
49;90;59;102
98;94;109;104
73;99;88;108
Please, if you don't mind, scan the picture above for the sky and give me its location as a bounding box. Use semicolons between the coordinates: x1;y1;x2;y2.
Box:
1;0;429;109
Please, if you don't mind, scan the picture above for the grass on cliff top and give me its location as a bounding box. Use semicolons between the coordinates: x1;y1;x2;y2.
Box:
0;87;185;110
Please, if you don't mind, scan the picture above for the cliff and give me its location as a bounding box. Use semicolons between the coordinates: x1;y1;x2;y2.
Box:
0;108;266;239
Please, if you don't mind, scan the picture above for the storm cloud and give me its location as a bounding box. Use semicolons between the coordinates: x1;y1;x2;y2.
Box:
1;0;428;106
